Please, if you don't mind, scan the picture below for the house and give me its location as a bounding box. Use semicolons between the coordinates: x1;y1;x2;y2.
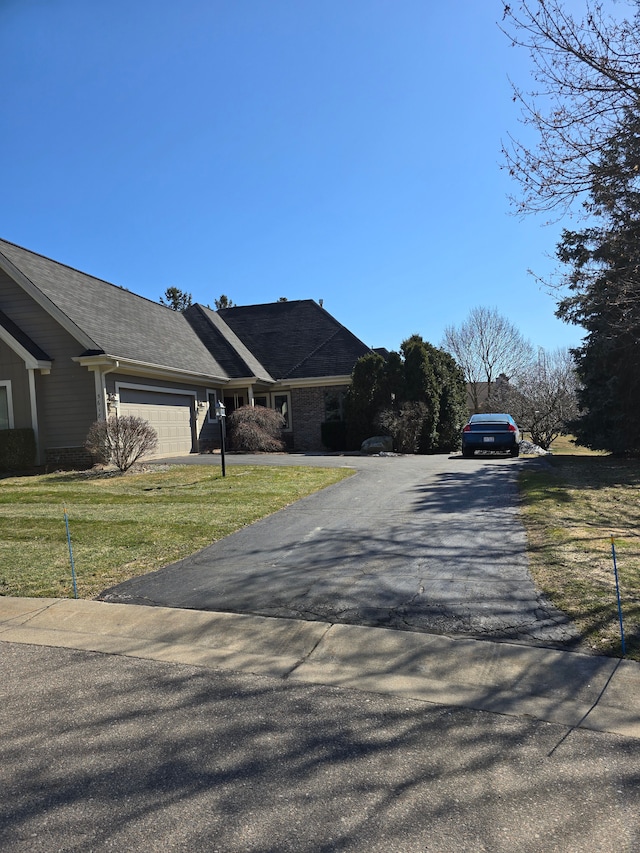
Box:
466;376;511;414
0;238;373;466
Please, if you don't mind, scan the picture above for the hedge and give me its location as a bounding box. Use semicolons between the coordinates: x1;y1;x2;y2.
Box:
321;421;347;452
0;428;37;471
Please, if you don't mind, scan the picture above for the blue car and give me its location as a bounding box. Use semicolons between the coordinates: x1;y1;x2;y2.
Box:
461;413;521;458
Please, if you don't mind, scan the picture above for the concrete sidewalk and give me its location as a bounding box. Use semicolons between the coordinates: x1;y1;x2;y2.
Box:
1;596;638;739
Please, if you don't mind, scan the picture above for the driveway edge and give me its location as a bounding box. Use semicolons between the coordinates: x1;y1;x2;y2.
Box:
1;596;638;739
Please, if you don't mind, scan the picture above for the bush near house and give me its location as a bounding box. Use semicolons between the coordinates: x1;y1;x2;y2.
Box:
321;420;347;452
227;405;286;452
85;416;158;472
0;428;36;471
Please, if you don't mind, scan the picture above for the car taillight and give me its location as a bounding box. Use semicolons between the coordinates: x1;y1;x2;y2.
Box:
463;424;471;432
508;423;516;432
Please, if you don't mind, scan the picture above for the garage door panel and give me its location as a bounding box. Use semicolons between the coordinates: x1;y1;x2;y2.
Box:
118;389;194;457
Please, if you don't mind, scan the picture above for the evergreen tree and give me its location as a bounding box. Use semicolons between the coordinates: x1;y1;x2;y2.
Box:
160;287;192;312
214;294;235;309
431;347;468;452
346;337;467;453
557;114;640;453
401;336;439;452
344;352;388;450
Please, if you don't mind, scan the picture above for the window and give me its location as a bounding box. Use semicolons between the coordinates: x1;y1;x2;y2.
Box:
273;393;291;430
246;392;293;430
223;394;245;416
209;392;251;420
324;390;346;422
0;382;14;430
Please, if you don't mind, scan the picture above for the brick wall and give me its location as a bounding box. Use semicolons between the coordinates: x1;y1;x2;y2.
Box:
291;385;348;452
45;446;94;470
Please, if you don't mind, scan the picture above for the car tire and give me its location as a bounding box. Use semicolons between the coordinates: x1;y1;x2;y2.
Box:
510;445;520;458
462;447;474;458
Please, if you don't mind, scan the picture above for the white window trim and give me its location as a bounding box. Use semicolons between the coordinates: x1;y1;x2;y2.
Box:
0;380;15;429
254;391;292;432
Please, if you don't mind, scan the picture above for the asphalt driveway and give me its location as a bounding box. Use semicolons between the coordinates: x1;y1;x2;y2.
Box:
101;453;581;648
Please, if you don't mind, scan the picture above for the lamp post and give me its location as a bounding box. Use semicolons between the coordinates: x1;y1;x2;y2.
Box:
215;400;226;477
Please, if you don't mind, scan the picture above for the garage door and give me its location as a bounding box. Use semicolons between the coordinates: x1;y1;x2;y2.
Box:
118;388;194;457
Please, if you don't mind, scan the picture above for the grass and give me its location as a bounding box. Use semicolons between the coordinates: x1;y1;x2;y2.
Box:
0;464;353;599
519;438;640;660
3;444;640;661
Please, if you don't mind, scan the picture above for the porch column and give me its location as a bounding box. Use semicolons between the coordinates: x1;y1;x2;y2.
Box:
94;370;107;421
27;369;42;465
89;361;119;422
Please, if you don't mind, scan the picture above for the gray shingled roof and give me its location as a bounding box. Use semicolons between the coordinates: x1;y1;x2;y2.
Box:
0;239;227;379
184;305;273;383
0;240;373;385
216;300;372;380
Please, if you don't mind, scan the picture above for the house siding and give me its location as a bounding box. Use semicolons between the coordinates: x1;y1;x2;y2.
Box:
0;268;97;460
0;340;31;427
291;384;349;451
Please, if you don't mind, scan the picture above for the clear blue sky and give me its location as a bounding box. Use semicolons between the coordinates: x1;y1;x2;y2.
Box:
0;0;583;355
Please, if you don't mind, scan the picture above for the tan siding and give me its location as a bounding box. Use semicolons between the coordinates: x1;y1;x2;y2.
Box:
0;340;31;427
0;268;97;449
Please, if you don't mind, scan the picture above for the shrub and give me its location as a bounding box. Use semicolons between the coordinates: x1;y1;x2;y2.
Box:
85;416;158;472
227;405;285;452
321;420;347;451
376;402;429;454
0;428;36;471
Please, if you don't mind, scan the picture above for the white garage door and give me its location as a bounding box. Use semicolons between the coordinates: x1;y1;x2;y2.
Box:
118;388;194;457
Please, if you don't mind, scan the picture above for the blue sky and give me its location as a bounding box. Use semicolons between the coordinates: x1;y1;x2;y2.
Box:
0;0;583;355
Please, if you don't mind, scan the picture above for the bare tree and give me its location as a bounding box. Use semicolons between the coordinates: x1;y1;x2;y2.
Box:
85;416;158;472
442;307;534;412
500;1;640;215
504;347;579;449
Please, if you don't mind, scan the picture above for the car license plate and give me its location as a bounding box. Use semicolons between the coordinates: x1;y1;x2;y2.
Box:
483;436;494;443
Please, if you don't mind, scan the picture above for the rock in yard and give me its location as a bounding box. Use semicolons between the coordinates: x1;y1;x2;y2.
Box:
361;435;394;454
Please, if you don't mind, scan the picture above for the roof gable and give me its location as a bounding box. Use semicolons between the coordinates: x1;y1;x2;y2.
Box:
0;308;52;369
0;239;227;380
0;240;373;386
0;309;51;362
217;300;371;380
184;305;273;382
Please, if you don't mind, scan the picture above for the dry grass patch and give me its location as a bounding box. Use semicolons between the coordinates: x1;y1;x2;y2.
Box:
0;464;353;599
519;455;640;659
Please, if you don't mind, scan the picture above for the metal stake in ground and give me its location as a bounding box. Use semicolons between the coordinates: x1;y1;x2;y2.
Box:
610;535;626;656
63;507;78;599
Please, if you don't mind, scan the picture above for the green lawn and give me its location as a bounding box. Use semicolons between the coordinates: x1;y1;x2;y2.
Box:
3;450;639;661
0;464;353;599
519;443;640;660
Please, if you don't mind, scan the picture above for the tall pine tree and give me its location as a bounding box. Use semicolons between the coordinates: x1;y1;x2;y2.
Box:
557;113;640;453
